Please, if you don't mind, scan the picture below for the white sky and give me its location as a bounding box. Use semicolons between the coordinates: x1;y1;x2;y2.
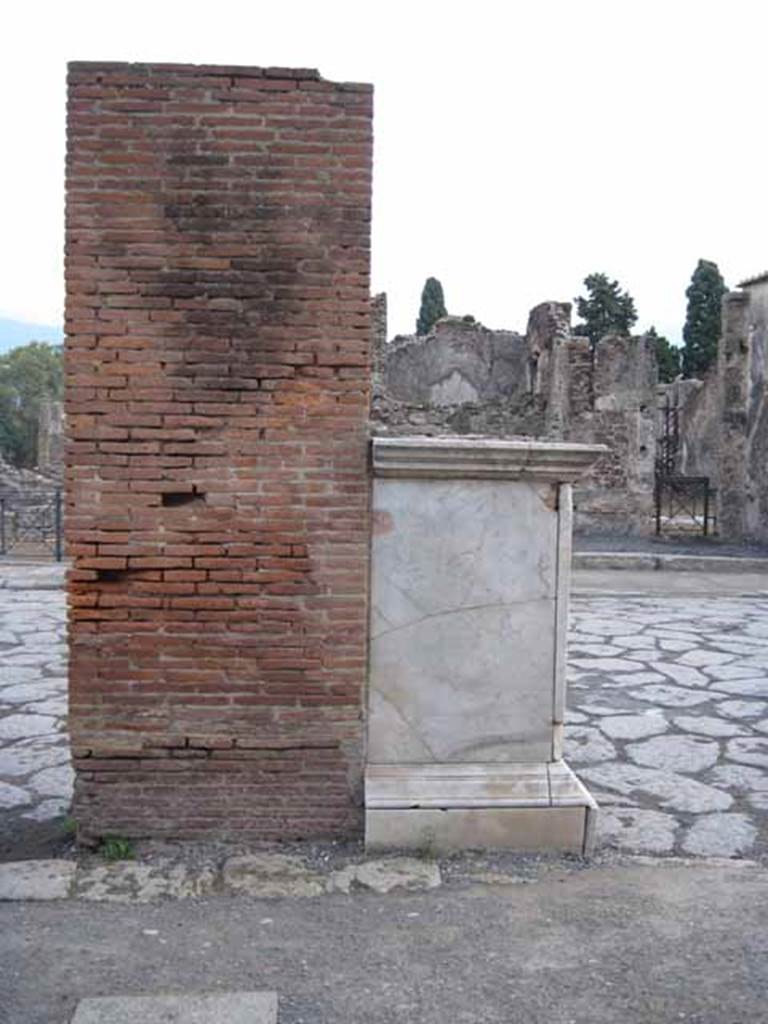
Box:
2;0;767;343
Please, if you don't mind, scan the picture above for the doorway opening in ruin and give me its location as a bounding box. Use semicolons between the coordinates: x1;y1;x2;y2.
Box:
654;394;715;536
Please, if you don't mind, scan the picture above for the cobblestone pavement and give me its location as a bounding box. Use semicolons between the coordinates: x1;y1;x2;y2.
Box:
0;584;70;855
566;594;768;858
1;575;767;860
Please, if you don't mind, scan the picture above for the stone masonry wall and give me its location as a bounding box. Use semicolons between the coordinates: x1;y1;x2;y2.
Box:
372;303;658;535
719;279;768;542
569;334;657;535
65;62;373;842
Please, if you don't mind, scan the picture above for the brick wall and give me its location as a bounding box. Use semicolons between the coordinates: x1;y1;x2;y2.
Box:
65;62;373;841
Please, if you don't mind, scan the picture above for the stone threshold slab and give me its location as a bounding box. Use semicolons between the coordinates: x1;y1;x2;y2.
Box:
366;806;596;854
365;762;597;855
71;992;277;1023
366;761;597;810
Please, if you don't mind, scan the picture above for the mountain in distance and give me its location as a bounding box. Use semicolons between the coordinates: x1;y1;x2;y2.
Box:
0;318;64;354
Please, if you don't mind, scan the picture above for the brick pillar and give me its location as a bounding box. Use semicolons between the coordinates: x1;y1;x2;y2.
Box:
65;62;373;842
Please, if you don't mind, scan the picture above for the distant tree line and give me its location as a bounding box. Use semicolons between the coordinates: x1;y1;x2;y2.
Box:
416;263;727;385
0;342;63;468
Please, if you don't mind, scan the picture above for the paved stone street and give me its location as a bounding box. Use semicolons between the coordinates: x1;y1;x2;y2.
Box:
0;578;70;857
1;566;767;860
567;592;768;858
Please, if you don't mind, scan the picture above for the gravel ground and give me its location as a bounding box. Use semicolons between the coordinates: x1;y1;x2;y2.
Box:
2;858;767;1024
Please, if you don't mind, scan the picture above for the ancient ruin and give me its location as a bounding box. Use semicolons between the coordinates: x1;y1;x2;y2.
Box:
657;273;768;542
63;60;768;850
372;300;657;536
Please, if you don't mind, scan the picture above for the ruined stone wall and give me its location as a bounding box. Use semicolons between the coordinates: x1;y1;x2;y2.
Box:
370;315;545;438
719;279;768;541
65;62;373;842
566;335;657;535
380;318;528;406
372;302;658;535
659;372;720;483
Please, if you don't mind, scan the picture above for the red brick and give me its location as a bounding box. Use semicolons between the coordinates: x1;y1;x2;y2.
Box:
65;60;372;845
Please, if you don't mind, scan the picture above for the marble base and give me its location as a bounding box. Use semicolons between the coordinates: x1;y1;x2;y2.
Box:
365;761;597;854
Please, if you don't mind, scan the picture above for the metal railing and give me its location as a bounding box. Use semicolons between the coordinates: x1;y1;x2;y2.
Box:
0;490;63;560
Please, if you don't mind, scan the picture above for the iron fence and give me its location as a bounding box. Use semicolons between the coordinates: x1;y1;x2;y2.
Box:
0;490;63;560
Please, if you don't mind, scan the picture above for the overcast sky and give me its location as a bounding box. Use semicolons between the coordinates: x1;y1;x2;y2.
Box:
2;0;766;343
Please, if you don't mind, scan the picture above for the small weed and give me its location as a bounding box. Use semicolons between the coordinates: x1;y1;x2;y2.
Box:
100;836;136;862
61;816;77;837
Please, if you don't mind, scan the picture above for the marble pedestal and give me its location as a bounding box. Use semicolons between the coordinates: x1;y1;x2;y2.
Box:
365;437;605;854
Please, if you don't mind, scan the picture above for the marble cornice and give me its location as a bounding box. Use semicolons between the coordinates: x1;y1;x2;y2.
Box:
371;436;607;482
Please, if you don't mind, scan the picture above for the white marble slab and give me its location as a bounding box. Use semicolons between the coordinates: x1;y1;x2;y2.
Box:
369;477;558;763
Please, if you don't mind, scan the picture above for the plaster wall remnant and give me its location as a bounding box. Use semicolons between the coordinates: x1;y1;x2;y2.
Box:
37;398;65;477
718;275;768;542
657;372;720;484
65;62;373;843
371;302;658;535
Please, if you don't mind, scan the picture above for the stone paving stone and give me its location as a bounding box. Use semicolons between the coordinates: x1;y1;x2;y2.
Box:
681;813;757;858
0;743;69;776
678;649;736;668
627;684;712;707
0;859;76;900
725;737;768;767
715;678;768;697
567;643;625;657
563;726;617;763
705;662;768;680
70;992;278;1024
28;763;75;798
0;714;58;741
222;854;324;898
597;808;677;854
611;634;658;649
605;671;667;686
626;735;720;773
565;710;588;724
575;618;645;635
76;861;218;903
580;764;733;814
707;765;768;792
0;683;64;704
22;797;70;821
649;662;710;688
0;781;32;808
570;658;642;673
0;668;41;686
327;857;442;894
598;714;668;740
672;715;746;738
718;699;767;719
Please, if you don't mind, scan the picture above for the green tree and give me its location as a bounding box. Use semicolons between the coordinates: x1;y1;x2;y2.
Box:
0;342;63;468
647;326;681;383
574;272;638;346
416;277;447;336
681;259;727;377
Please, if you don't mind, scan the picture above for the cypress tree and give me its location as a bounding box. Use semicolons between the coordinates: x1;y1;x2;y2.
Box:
416;277;447;336
681;260;727;377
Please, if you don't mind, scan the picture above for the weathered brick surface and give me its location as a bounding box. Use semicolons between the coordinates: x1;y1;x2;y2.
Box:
65;62;373;841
